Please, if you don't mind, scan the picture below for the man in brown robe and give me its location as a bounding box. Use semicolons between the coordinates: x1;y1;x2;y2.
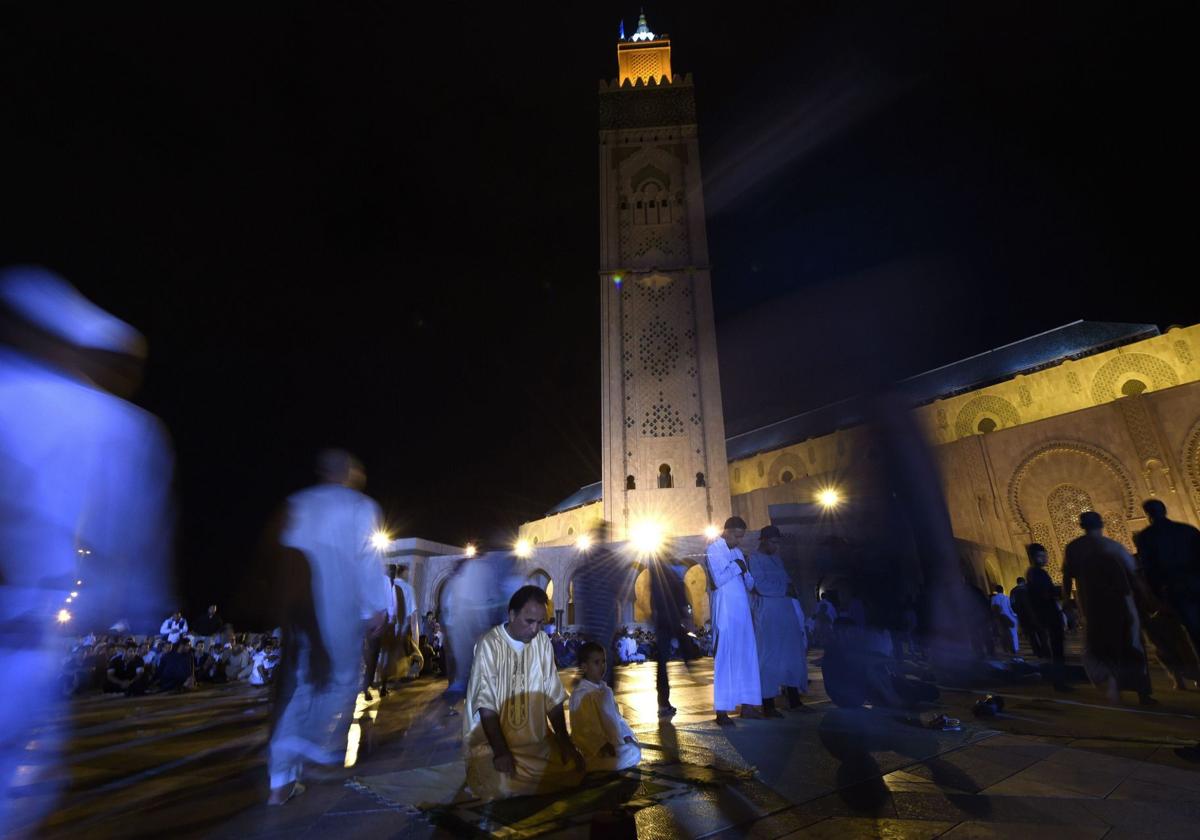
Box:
1062;511;1154;705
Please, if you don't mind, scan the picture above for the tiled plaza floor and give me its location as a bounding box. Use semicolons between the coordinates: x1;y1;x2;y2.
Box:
10;645;1200;838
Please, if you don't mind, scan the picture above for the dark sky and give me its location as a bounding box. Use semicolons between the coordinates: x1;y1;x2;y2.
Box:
2;3;1195;620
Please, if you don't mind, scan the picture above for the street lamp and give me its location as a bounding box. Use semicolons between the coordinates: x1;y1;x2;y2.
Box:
371;530;391;551
515;538;533;558
575;534;592;551
57;609;71;624
465;543;477;558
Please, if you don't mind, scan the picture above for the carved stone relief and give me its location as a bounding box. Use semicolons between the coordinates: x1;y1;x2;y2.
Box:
1090;353;1179;404
955;394;1021;439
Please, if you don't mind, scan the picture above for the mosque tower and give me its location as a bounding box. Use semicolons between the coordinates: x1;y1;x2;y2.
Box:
598;11;731;540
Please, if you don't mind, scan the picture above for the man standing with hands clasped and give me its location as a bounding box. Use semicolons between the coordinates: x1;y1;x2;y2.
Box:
748;525;809;715
705;516;763;725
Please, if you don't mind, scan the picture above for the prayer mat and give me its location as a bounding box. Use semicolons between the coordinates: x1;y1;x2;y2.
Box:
348;761;756;839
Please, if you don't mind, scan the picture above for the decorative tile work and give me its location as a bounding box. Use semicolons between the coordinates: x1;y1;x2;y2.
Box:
1090;353;1179;403
1007;441;1139;535
1048;484;1093;562
642;398;684;437
955;395;1021;439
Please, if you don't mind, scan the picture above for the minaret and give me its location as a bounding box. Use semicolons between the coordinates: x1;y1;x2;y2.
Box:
598;13;732;540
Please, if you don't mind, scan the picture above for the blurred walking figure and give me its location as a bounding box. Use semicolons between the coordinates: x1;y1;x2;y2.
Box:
1008;577;1044;657
266;449;390;805
1062;512;1154;705
383;564;421;683
1135;500;1200;653
441;551;523;699
1025;544;1068;689
705;516;763;725
0;266;174;833
572;524;636;691
362;560;396;701
648;553;692;718
812;591;838;647
748;525;808;715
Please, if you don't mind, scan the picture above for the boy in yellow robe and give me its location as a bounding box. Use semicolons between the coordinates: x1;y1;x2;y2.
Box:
568;643;641;773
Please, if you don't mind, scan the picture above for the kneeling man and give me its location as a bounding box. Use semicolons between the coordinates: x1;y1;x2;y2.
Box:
463;585;585;800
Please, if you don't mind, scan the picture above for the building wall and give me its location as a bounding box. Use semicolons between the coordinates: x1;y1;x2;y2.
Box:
522;325;1199;594
728;325;1200;499
730;388;1200;591
518;500;604;548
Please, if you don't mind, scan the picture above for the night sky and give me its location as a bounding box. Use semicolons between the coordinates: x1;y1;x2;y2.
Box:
2;3;1194;623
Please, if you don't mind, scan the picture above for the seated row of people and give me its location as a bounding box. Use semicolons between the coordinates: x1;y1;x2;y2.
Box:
61;634;281;697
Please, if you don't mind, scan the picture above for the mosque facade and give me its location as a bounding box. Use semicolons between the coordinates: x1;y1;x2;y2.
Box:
398;17;1200;629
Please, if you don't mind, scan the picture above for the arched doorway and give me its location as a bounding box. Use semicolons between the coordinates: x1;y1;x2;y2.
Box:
1048;484;1093;562
433;575;450;623
684;563;710;627
634;567;652;623
527;569;554;622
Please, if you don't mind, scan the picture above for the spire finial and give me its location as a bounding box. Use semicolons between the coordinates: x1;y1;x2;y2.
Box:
631;8;655;42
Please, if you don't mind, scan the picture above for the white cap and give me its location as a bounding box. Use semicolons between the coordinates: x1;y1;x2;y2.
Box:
0;265;146;357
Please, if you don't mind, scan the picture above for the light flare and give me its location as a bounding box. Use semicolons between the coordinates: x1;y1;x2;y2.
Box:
817;488;841;509
630;519;665;555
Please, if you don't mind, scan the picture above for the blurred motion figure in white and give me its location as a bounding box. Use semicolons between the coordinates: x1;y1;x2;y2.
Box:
0;266;174;832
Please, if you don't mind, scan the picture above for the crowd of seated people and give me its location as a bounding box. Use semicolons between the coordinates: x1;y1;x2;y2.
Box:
550;629;585;667
417;617;445;676
548;625;712;668
59;606;283;697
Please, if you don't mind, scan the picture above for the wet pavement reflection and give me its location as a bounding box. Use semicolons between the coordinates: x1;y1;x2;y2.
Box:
9;649;1200;838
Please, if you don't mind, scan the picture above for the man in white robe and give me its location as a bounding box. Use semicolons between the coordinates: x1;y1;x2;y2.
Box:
362;565;396;700
705;516;763;725
748;526;809;715
463;585;583;800
267;450;389;804
616;629;646;664
383;564;421;683
989;584;1020;655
